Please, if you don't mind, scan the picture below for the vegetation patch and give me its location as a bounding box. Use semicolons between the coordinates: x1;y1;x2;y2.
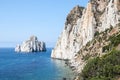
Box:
102;33;120;53
80;49;120;80
94;31;100;37
109;33;120;47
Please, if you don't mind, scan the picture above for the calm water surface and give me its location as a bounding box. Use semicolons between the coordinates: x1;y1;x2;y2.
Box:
0;48;75;80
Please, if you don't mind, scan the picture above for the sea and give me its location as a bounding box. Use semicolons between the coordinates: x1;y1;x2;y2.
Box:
0;48;76;80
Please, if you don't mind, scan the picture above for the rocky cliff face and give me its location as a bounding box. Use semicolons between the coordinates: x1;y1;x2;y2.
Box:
51;0;120;60
72;23;120;80
71;23;120;73
15;36;46;52
51;6;86;59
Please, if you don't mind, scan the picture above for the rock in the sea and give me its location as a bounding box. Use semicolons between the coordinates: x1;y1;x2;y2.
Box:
15;36;46;52
15;44;21;52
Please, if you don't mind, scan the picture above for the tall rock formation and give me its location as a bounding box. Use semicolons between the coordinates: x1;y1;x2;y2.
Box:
51;0;120;60
15;36;46;52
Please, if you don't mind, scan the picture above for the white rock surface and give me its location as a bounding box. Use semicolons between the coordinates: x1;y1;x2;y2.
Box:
15;36;46;52
51;0;120;60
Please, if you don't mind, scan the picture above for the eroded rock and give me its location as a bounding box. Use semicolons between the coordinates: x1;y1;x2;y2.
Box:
15;36;46;53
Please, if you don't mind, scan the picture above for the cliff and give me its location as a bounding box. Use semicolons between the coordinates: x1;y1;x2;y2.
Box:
73;23;120;80
51;0;120;60
51;0;120;77
15;36;46;52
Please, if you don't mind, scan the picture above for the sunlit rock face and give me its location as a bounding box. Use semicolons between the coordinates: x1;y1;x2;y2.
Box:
51;0;120;60
15;36;46;53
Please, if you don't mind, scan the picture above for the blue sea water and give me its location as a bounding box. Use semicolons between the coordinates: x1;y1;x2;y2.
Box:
0;48;75;80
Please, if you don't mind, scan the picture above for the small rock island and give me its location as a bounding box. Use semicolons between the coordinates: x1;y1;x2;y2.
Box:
15;36;46;52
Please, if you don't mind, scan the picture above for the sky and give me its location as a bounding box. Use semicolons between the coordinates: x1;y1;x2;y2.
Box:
0;0;89;48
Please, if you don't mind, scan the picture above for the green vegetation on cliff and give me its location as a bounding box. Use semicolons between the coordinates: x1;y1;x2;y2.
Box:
81;49;120;80
77;25;120;80
103;33;120;52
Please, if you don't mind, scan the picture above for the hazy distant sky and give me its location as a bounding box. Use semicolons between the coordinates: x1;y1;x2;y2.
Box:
0;0;89;47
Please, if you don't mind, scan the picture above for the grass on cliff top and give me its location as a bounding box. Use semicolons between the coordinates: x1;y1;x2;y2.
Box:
80;49;120;80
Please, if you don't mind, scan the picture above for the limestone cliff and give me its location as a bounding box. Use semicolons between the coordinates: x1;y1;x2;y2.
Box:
51;0;120;60
15;36;46;53
73;23;120;80
70;23;120;73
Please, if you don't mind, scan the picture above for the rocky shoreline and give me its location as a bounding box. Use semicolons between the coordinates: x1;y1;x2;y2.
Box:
65;60;80;80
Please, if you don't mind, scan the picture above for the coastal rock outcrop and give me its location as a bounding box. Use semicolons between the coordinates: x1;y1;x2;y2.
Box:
51;0;120;60
15;36;46;52
51;0;120;73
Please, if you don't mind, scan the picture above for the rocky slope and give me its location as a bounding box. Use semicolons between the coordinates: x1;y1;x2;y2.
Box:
51;0;120;77
71;23;120;73
15;36;46;52
51;0;120;60
73;23;120;80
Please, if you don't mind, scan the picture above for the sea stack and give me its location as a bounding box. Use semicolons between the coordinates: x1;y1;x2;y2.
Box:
15;36;46;52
